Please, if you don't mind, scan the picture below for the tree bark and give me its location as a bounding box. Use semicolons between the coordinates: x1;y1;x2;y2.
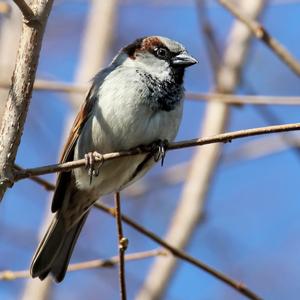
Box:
0;0;54;201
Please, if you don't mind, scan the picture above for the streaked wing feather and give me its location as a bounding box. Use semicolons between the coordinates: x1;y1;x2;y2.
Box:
51;87;97;213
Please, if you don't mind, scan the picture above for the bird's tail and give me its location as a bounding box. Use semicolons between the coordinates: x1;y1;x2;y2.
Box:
30;212;88;282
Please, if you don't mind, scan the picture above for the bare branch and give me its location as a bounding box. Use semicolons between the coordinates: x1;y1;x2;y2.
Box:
186;92;300;106
12;0;37;24
218;0;300;76
114;192;128;300
1;79;299;105
13;122;300;182
14;164;55;191
95;202;262;300
0;249;165;280
0;0;54;201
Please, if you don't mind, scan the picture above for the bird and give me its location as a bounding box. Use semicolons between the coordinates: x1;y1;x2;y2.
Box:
30;36;197;282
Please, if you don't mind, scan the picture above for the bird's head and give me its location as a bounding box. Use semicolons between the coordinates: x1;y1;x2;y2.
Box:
113;36;198;84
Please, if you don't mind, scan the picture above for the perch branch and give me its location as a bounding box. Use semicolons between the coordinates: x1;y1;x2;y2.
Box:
13;122;300;181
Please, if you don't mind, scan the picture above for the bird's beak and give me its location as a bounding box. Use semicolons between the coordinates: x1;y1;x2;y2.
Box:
172;53;198;67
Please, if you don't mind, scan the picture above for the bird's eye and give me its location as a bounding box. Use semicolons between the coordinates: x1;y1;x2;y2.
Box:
155;47;169;59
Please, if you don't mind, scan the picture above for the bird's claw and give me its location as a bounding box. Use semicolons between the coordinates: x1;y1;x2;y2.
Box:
84;151;104;184
151;139;169;166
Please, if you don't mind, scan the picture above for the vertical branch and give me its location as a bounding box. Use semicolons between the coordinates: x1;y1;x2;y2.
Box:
136;1;266;299
0;0;54;201
115;192;128;300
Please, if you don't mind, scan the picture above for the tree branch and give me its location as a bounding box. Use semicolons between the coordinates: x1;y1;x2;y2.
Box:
114;192;127;300
0;0;54;201
94;202;262;300
0;249;165;280
12;0;38;24
13;122;300;182
1;79;300;105
218;0;300;76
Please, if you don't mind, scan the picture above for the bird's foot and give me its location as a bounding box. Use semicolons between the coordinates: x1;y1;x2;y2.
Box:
150;139;169;166
84;151;104;184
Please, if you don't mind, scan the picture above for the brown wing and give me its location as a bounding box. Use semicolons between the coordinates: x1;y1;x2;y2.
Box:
51;87;97;213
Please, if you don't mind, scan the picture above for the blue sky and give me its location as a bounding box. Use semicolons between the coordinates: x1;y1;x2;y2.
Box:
1;1;300;299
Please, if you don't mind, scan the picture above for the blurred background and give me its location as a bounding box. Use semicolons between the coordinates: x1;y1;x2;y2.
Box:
1;0;300;299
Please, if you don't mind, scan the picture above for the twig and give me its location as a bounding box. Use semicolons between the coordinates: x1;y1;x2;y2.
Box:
13;122;300;181
14;164;55;191
1;79;299;106
114;192;127;300
223;134;300;163
218;0;300;76
94;202;262;300
1;78;300;106
0;249;165;280
253;105;300;159
186;92;300;106
12;0;38;24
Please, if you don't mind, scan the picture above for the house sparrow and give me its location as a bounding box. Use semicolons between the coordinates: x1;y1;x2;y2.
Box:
30;36;197;282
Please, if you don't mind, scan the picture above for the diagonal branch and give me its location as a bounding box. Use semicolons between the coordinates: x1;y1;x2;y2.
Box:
95;202;262;300
218;0;300;76
12;0;38;24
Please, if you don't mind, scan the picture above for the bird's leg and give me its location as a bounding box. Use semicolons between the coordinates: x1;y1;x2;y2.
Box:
84;151;104;184
150;139;169;166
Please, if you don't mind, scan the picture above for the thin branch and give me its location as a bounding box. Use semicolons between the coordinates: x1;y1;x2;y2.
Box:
0;79;88;94
13;122;300;181
12;0;37;24
223;134;300;163
1;79;300;106
218;0;300;76
3;78;300;106
186;92;300;106
115;192;127;300
0;249;165;280
94;202;262;300
14;164;55;191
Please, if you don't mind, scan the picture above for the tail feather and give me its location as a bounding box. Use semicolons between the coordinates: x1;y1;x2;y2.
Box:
50;213;88;282
30;213;88;282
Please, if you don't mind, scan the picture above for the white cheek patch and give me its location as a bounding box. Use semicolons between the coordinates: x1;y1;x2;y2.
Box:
123;53;172;81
